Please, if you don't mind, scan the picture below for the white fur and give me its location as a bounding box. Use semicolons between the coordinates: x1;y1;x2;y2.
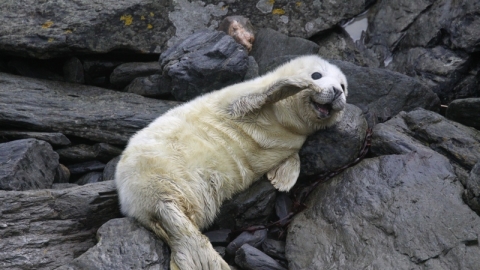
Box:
115;55;348;269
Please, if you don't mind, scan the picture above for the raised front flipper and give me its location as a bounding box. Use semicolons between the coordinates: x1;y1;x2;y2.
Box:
267;153;300;192
229;77;314;118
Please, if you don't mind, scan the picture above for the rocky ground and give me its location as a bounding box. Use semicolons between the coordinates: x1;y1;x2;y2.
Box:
1;0;479;269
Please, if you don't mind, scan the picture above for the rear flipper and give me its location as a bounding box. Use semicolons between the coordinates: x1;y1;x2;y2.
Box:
148;201;230;270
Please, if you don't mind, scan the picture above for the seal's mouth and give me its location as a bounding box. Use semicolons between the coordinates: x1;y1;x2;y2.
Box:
311;99;332;118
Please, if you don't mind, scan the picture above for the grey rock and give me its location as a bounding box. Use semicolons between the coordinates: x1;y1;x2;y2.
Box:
387;47;470;104
0;0;175;58
274;192;292;226
365;0;433;62
83;58;123;87
75;172;103;186
286;152;480;269
370;108;480;214
0;130;71;146
63;57;85;84
54;164;71;184
56;143;122;164
235;244;287;270
8;59;64;81
103;156;120;181
299;104;368;177
226;229;267;256
0;72;179;144
57;218;170;270
160;30;249;101
446;98;480;130
110;62;161;89
56;144;97;163
251;28;319;75
124;74;172;98
316;27;380;68
215;179;276;229
0;181;120;270
397;0;480;53
372;108;480;170
67;161;105;175
463;162;480;215
0;0;375;59
244;56;259;81
332;60;440;125
0;139;59;191
94;143;123;163
214;246;226;258
205;229;232;246
51;183;79;189
450;67;480;102
262;239;286;261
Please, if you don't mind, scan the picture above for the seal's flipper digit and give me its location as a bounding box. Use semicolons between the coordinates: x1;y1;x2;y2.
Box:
267;153;300;192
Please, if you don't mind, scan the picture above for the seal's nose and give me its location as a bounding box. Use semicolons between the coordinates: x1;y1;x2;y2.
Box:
333;87;342;100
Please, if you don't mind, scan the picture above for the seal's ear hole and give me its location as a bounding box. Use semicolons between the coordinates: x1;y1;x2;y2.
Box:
311;72;322;80
341;84;345;91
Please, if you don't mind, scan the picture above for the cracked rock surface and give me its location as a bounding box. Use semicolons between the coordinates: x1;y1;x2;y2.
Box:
286;151;480;269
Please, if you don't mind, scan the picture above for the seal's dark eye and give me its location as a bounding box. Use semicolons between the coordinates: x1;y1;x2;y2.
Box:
311;72;322;80
341;84;345;91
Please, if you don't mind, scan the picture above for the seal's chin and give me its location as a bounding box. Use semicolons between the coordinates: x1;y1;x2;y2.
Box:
310;99;333;119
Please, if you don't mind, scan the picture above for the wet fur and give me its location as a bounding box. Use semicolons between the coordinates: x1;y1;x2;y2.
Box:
115;55;348;269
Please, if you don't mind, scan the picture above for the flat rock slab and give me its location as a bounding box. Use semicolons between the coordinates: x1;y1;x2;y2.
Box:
0;0;369;59
286;152;480;269
0;181;120;270
0;72;179;145
0;130;71;146
58;218;170;270
0;139;59;191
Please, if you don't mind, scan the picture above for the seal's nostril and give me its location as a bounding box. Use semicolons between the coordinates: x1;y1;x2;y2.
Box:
333;87;342;99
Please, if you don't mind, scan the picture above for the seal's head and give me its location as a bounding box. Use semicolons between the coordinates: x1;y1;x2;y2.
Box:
276;55;348;128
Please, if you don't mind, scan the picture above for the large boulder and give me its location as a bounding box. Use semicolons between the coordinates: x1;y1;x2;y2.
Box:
332;60;440;124
57;218;170;270
160;30;249;101
371;108;480;215
299;104;368;178
251;28;320;74
0;181;120;270
0;139;59;191
286;152;480;269
0;72;179;144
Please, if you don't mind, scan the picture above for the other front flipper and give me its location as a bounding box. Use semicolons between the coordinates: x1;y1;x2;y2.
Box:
229;77;314;118
267;153;300;192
